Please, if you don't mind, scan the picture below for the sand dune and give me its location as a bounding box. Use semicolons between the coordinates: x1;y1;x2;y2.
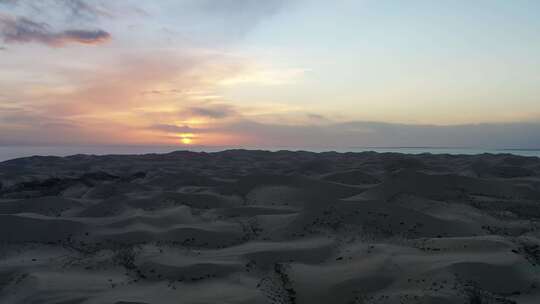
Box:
1;150;540;303
0;196;83;216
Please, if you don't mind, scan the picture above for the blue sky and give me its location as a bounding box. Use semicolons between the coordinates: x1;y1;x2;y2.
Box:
0;0;539;147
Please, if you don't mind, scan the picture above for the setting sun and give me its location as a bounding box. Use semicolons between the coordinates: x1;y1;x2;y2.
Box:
179;133;195;145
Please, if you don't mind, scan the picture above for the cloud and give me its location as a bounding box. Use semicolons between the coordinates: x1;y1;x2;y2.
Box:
0;49;252;146
150;124;196;134
306;113;328;122
152;0;291;44
0;106;82;145
0;15;110;47
165;119;540;149
37;50;248;119
197;0;288;22
0;105;148;145
0;0;112;19
4;93;540;149
117;107;540;149
186;104;237;119
57;29;110;45
56;0;112;19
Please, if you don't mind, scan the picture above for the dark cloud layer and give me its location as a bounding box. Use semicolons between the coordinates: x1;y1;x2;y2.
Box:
221;121;540;149
0;15;110;47
2;103;540;148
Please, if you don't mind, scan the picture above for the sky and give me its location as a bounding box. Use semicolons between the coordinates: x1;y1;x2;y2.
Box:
1;0;540;149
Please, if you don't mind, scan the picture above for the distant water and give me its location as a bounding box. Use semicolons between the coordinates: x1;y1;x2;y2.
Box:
1;145;540;162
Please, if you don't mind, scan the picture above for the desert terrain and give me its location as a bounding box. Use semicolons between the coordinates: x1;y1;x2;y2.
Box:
0;150;540;303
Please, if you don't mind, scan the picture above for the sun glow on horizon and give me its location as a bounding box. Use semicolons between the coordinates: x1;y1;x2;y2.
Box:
179;133;195;145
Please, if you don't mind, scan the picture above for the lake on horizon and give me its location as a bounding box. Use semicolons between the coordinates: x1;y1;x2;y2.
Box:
1;145;540;162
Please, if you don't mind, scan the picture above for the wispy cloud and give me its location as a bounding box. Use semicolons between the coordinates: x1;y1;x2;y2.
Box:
56;0;112;19
150;124;197;134
0;0;113;19
0;15;110;47
152;0;292;45
186;104;237;119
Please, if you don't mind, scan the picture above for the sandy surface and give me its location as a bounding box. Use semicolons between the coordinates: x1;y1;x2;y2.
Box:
0;150;540;303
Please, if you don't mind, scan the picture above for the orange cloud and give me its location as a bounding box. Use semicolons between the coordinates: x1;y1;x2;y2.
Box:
0;49;259;146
